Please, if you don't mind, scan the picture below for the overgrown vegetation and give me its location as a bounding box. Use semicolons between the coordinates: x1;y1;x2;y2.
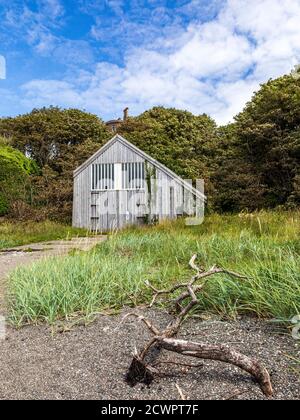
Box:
0;107;111;221
213;70;300;211
119;107;218;199
0;139;37;216
0;221;88;250
2;69;300;329
1;68;300;219
8;211;300;325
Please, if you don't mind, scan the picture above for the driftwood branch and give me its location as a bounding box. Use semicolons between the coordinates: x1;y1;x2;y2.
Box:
157;338;273;398
146;256;247;310
175;383;188;400
125;255;273;398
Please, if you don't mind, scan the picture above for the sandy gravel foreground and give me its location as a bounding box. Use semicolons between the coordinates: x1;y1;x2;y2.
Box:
0;309;299;400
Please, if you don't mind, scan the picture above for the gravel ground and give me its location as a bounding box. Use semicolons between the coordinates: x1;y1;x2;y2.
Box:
0;308;299;400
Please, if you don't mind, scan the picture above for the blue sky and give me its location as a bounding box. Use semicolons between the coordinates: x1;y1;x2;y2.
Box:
1;0;300;124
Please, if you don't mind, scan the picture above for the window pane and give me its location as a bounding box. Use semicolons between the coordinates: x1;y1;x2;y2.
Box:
92;163;146;191
92;164;115;190
121;162;145;190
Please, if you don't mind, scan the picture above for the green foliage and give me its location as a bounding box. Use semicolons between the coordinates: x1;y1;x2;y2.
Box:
0;107;111;220
0;142;37;215
8;211;300;325
0;193;8;216
236;73;300;206
2;68;300;218
0;107;110;168
119;107;218;200
0;220;89;250
0;143;37;175
214;71;300;211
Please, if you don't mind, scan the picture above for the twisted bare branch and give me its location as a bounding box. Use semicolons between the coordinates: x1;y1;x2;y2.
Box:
125;255;273;398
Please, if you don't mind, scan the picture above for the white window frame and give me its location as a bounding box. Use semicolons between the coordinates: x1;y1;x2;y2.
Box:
91;162;146;191
91;163;115;191
114;163;122;190
122;162;145;190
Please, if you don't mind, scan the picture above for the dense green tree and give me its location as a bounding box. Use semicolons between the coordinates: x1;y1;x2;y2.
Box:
0;107;110;170
234;71;300;208
2;70;300;220
119;107;219;201
31;139;108;221
0;107;111;220
0;140;37;216
213;69;300;211
212;124;267;212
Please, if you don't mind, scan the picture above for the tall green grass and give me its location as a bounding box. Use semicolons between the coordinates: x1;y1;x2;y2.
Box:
0;220;90;250
8;211;300;325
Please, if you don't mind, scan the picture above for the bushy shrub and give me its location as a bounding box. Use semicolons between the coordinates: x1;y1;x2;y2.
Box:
0;107;110;220
0;193;8;216
0;142;37;215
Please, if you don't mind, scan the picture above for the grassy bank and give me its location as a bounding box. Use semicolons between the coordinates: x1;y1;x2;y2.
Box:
0;220;89;250
8;211;300;325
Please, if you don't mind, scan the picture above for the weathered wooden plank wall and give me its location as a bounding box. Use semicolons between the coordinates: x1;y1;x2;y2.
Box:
73;137;200;232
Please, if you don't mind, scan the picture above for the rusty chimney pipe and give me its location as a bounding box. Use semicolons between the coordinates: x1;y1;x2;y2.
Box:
123;107;129;121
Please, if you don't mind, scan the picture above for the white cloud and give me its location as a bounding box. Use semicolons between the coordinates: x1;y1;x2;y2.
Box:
22;80;83;108
20;0;300;125
2;0;65;55
40;0;64;20
215;79;261;123
2;1;95;66
0;55;6;79
169;21;254;79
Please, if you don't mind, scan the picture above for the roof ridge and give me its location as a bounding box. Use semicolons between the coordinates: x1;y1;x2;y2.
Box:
74;134;206;200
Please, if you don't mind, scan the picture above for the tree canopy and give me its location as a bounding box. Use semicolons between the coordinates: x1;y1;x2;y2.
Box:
119;107;218;201
0;106;110;169
0;68;300;220
0;107;110;220
213;70;300;211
